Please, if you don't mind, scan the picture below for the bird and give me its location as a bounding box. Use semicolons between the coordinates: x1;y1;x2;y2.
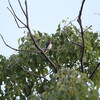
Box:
45;40;52;52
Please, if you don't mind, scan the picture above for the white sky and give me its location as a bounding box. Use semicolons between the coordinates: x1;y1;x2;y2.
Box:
0;0;100;57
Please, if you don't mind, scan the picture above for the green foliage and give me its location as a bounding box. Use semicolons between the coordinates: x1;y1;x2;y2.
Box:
0;24;100;99
41;69;99;100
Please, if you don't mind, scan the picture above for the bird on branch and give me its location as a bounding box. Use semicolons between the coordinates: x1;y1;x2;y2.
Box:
45;40;52;52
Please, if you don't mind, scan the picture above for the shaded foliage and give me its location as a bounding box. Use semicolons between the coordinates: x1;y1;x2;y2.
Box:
0;24;100;99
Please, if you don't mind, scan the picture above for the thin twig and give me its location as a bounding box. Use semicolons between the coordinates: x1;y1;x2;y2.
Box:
7;7;25;28
0;34;39;53
83;25;92;32
66;17;78;26
18;0;26;16
88;62;100;79
77;0;86;73
7;0;26;27
63;28;83;47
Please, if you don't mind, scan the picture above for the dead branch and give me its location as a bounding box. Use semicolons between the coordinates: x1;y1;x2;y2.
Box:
77;0;86;73
7;0;26;27
0;34;40;53
7;7;25;28
88;62;100;79
7;0;57;73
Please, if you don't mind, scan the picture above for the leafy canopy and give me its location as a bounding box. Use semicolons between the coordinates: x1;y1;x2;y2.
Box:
0;24;100;100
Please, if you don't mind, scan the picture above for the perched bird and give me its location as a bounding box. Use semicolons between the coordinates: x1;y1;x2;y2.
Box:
45;40;52;52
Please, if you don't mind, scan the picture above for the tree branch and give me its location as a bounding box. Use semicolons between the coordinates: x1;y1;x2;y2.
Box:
7;0;26;27
7;7;26;28
84;25;92;32
63;28;83;47
0;34;54;54
13;55;53;83
66;17;78;26
18;0;26;17
24;0;57;72
27;28;58;73
88;62;100;79
77;0;86;73
0;33;68;54
7;0;57;73
0;33;53;82
0;34;37;52
25;0;29;26
62;17;83;47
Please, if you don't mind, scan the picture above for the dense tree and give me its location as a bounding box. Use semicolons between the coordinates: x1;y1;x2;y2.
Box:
0;0;100;100
0;24;100;99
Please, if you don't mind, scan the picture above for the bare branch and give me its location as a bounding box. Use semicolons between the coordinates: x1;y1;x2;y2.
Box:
88;62;100;79
25;0;28;16
18;0;26;16
7;7;25;28
7;0;26;27
7;0;58;73
77;0;86;73
0;34;40;53
77;0;86;22
25;0;29;26
84;25;92;32
63;28;83;47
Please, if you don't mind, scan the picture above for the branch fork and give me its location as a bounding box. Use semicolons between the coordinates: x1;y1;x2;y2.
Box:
7;0;57;73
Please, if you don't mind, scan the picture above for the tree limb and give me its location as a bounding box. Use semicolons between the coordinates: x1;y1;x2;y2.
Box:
88;62;100;79
77;0;86;73
0;33;67;54
7;0;57;73
0;34;38;52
